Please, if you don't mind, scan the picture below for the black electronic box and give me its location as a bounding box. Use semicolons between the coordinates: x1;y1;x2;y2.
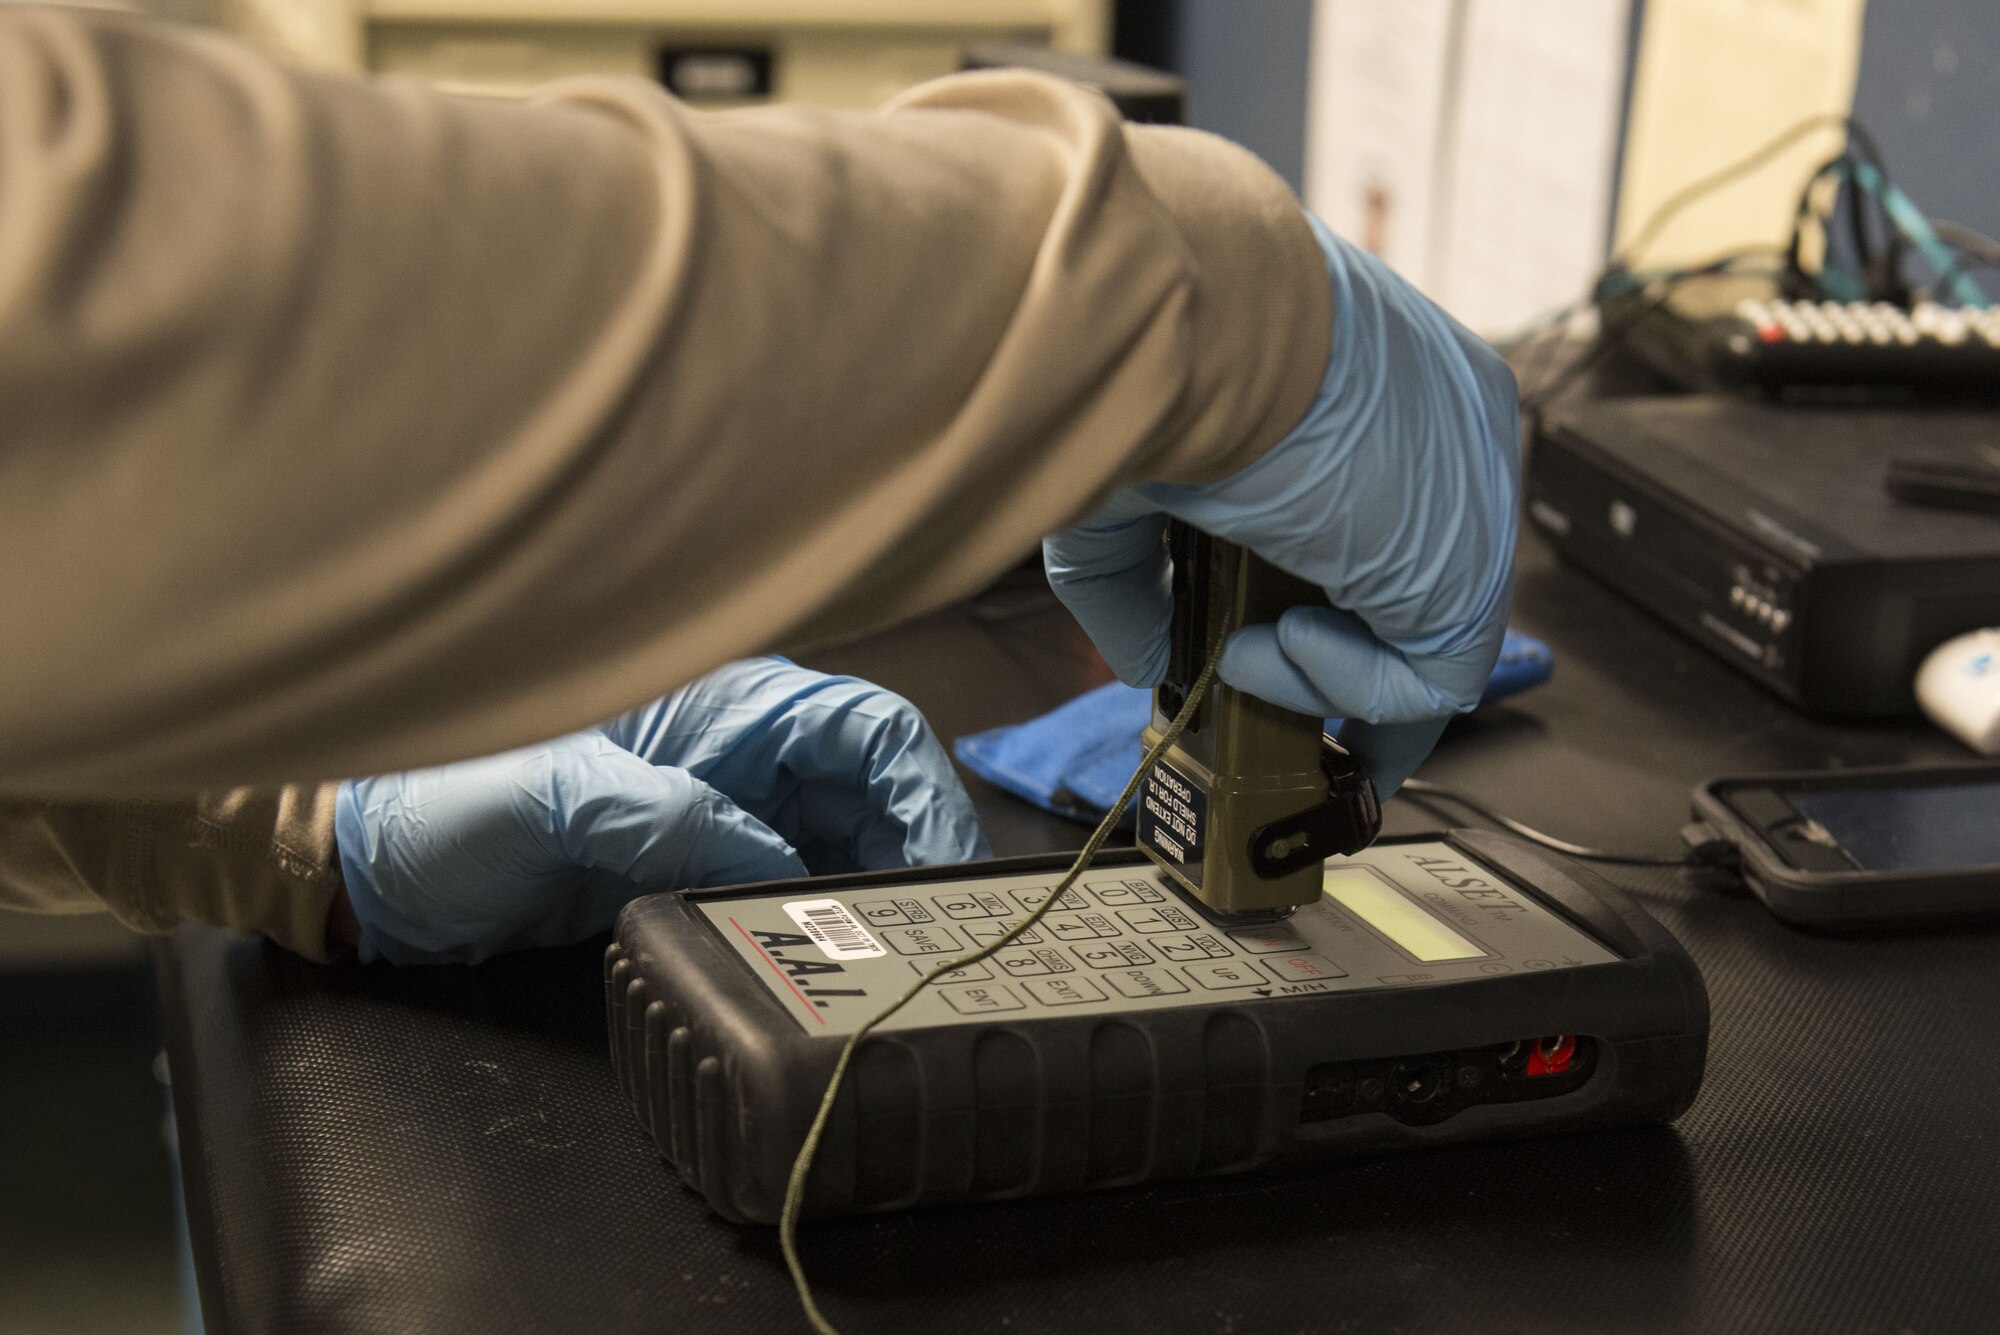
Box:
1528;395;2000;717
607;833;1707;1223
1609;272;2000;400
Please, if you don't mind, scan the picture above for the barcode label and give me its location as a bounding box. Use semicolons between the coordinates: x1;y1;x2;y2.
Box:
783;898;887;960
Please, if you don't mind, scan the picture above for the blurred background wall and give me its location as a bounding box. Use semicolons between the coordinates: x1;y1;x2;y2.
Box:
1122;0;1315;194
176;0;2000;336
1850;0;2000;252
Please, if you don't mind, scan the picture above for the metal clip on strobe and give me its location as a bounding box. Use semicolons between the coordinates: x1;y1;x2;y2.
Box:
1137;524;1383;920
1246;735;1381;880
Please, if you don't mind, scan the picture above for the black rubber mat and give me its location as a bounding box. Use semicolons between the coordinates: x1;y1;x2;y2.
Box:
160;550;1999;1335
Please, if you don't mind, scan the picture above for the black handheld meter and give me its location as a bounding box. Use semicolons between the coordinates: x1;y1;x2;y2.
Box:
608;831;1708;1223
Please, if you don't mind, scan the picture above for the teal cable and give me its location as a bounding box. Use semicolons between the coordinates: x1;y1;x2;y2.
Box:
1843;161;1990;308
777;641;1225;1335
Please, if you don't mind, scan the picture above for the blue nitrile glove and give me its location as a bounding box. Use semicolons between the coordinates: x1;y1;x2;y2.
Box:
335;658;990;964
1043;214;1520;796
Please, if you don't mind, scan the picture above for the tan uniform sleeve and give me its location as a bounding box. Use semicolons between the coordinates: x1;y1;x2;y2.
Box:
0;6;1329;803
0;10;1332;950
0;788;343;960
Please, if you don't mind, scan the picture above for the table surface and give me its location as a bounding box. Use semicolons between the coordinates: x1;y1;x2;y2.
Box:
159;527;2000;1335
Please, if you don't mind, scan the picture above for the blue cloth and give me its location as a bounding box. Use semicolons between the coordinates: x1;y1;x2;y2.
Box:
954;629;1553;826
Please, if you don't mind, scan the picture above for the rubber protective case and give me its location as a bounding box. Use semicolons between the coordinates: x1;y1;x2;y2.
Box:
605;831;1708;1223
1692;763;2000;929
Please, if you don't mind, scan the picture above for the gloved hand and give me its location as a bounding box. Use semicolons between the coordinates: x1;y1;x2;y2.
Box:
334;658;990;964
1044;214;1520;795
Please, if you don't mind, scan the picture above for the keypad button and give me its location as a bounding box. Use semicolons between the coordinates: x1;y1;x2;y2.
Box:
854;899;910;927
1023;976;1106;1007
1182;961;1266;990
1085;879;1165;907
913;958;993;984
854;897;934;928
1012;885;1088;913
940;984;1025;1015
1144;935;1200;963
966;919;1041;948
880;924;964;956
994;949;1051;977
1103;967;1191;1000
1071;939;1157;969
1152;932;1233;962
1261;953;1348;983
1042;912;1123;942
1151;933;1207;961
1227;925;1309;954
993;946;1076;978
932;890;1010;920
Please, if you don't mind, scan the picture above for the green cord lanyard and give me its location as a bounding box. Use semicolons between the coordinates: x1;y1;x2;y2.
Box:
778;640;1226;1335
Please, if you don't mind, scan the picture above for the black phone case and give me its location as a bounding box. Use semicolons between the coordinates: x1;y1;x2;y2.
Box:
605;831;1708;1224
1692;762;2000;929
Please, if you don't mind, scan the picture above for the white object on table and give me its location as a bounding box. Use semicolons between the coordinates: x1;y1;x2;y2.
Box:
1916;628;2000;755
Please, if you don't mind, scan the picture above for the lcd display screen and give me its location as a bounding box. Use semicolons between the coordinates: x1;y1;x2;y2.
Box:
1788;779;2000;872
1323;867;1489;962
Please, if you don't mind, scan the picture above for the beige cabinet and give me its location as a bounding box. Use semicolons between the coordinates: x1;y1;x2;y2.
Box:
215;0;1109;104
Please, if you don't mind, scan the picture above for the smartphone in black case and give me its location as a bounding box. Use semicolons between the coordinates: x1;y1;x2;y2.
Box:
1691;762;2000;928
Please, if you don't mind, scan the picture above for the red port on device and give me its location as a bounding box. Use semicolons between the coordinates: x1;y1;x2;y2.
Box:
1526;1035;1577;1077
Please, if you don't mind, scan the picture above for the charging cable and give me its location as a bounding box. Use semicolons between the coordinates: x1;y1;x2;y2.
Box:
1398;779;1737;870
